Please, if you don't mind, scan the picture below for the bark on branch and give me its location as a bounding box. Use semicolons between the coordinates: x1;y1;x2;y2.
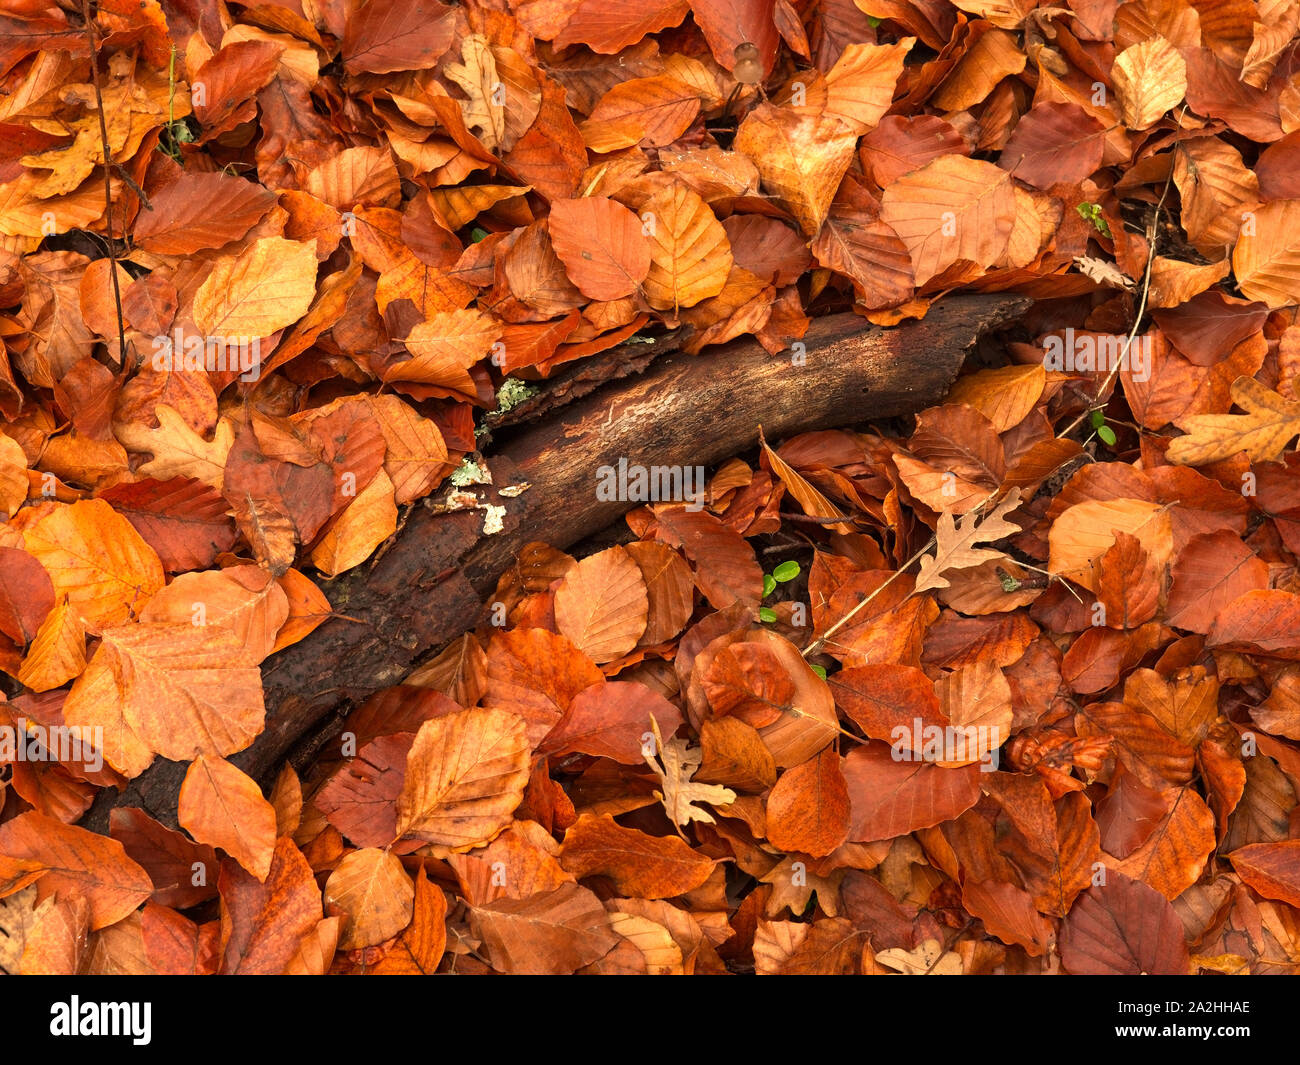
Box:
81;293;1029;833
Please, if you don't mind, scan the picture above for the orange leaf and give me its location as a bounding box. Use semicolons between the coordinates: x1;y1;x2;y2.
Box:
559;812;715;898
22;499;165;628
1228;840;1300;907
324;847;415;949
395;707;531;852
765;748;851;857
548;196;652;301
553;545;649;663
470;881;617;974
219;838;322;975
879;155;1017;286
734;104;860;236
842;742;982;842
639;183;734;311
179;755;277;880
370;865;448;974
0;812;150;930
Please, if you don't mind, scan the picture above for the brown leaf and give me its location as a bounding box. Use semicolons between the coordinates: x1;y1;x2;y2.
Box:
560;812;715;897
842;742;983;842
470;881;618;974
539;680;683;764
1061;871;1190;974
219;838;322;975
765;748;851;857
394;707;531;852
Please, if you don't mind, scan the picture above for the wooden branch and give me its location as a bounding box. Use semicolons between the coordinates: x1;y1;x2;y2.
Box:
80;293;1028;833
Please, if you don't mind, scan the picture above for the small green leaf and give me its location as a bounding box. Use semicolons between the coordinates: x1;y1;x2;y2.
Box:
1090;408;1106;429
1074;202;1112;238
1097;424;1117;447
866;14;882;26
762;574;776;599
471;226;490;243
773;560;800;583
759;607;777;623
810;663;827;680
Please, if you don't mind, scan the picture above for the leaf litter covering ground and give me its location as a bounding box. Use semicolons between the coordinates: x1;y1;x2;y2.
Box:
1;0;1300;977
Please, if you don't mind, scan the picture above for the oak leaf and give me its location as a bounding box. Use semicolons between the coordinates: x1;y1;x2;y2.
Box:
642;714;737;828
914;489;1022;595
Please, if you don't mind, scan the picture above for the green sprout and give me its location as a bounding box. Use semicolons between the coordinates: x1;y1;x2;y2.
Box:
759;560;801;623
1090;408;1117;447
1075;202;1112;239
159;46;197;162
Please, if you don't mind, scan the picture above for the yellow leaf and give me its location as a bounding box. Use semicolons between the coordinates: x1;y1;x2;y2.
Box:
193;236;318;339
138;565;290;664
22;499;165;628
640;182;733;311
553;545;649;663
1112;36;1187;130
734;103;860;236
1232;200;1300;310
759;428;853;534
825;39;914;132
0;433;27;518
324;848;414;949
445;35;506;151
17;595;85;692
1048;498;1173;593
310;467;398;577
388;308;502;399
115;405;234;490
1166;376;1300;464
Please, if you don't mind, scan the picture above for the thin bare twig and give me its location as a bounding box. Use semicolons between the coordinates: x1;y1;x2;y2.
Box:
78;0;128;365
1058;167;1174;440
